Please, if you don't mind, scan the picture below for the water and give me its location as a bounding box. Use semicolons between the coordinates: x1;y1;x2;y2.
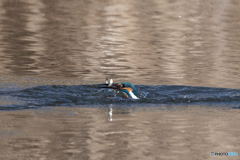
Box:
1;84;240;110
0;0;240;88
0;0;240;159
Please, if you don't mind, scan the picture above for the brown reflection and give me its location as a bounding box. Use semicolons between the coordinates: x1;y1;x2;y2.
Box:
0;1;37;75
179;1;230;87
37;0;90;77
0;0;240;87
81;0;137;81
0;107;239;159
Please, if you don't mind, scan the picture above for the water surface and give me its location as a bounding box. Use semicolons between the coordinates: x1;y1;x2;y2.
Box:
0;0;240;159
0;107;239;160
0;83;240;110
0;0;240;88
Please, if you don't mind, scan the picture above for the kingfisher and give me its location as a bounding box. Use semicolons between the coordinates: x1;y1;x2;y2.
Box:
97;79;140;99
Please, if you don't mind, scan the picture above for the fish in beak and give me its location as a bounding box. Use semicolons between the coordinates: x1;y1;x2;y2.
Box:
96;78;140;99
97;78;114;88
97;78;123;89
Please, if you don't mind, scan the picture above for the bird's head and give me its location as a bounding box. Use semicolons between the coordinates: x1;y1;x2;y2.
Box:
97;79;140;99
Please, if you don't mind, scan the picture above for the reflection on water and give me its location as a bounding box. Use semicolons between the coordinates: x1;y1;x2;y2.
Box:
1;1;240;159
0;0;240;87
0;107;239;160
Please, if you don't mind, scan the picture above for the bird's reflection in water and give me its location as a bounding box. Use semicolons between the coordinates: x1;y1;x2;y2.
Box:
109;107;113;122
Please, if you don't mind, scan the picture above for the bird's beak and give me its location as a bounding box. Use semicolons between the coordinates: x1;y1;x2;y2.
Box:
97;79;119;89
96;83;110;88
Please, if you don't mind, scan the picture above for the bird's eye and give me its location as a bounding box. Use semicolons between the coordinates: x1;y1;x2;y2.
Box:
122;84;126;87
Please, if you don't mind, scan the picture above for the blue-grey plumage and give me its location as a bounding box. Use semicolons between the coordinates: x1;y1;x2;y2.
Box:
118;82;139;99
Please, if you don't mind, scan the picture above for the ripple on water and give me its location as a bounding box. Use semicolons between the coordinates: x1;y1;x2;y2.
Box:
0;84;239;110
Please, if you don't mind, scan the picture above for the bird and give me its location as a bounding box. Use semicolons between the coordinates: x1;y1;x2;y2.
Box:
97;79;140;99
